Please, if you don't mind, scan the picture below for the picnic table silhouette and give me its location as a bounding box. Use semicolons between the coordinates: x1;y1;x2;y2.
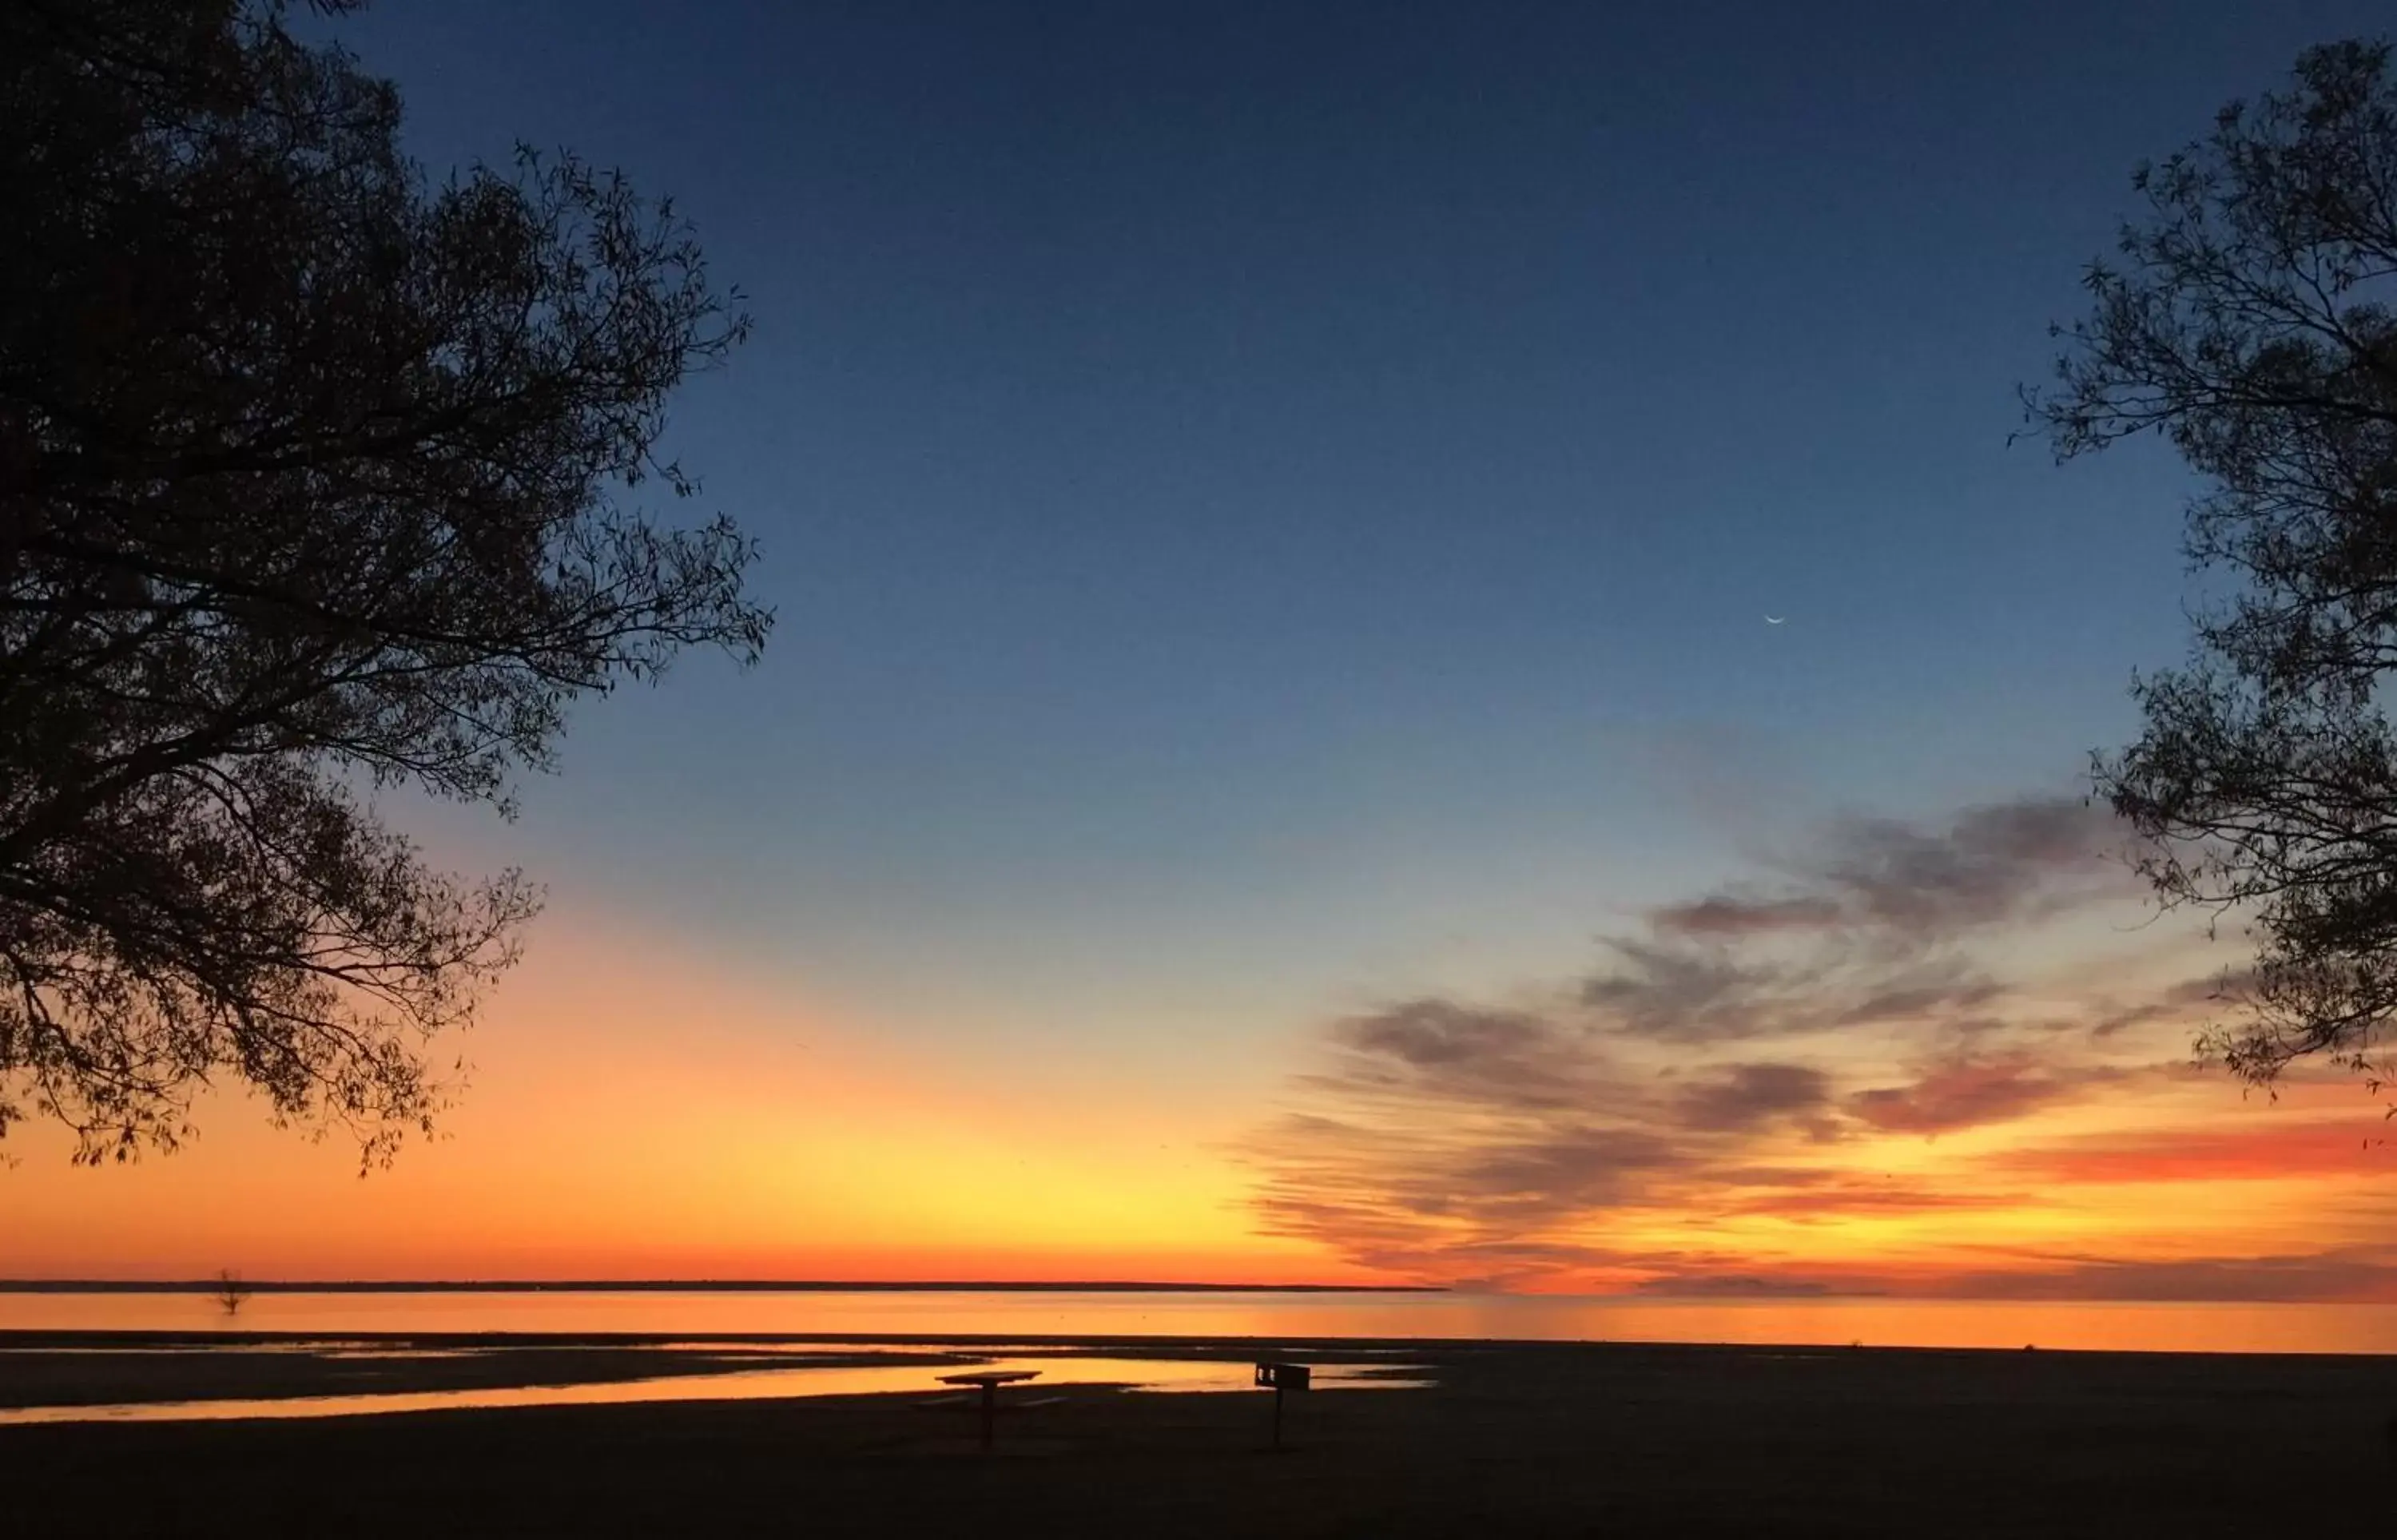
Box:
932;1369;1059;1451
923;1359;1322;1451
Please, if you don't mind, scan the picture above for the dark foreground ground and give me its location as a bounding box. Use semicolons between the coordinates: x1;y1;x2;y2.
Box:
2;1338;2394;1537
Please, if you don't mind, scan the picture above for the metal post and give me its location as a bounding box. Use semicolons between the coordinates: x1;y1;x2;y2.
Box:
1272;1382;1283;1451
980;1382;996;1451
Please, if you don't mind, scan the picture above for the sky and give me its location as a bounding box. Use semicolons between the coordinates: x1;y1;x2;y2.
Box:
11;0;2397;1300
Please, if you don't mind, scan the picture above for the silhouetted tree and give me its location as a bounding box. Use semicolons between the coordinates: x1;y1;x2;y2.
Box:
2034;40;2397;1090
0;1;771;1164
214;1268;252;1316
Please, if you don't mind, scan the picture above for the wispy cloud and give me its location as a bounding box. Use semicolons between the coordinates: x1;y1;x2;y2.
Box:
1237;790;2371;1295
1310;999;1622;1113
1992;1121;2397;1185
1719;1180;2032;1219
2086;969;2254;1040
1793;796;2130;938
1645;795;2129;948
1672;1062;1835;1135
1244;986;2139;1284
1927;1246;2397;1304
1613;1245;2397;1303
1846;1055;2113;1137
1629;1272;1842;1297
1649;895;1845;938
1246;997;1680;1280
1580;795;2129;1046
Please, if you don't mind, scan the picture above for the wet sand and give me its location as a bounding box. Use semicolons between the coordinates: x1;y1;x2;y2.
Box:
3;1336;2393;1536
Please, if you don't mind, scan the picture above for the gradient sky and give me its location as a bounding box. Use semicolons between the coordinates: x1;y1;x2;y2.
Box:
13;0;2397;1299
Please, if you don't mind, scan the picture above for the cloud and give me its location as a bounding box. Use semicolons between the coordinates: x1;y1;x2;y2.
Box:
2086;1002;2171;1039
1930;1247;2397;1304
1238;788;2315;1291
1846;1055;2103;1136
1672;1062;1832;1133
1626;1246;2397;1302
1721;1180;2032;1218
1802;796;2131;939
1338;1000;1548;1069
1307;998;1628;1113
1242;1118;1657;1284
1992;1121;2397;1185
1579;939;1807;1042
2088;968;2254;1040
1450;1129;1686;1220
1831;970;2008;1028
1247;1002;1957;1280
1580;940;2006;1045
1649;895;1845;938
1576;797;2123;1046
1630;1273;1841;1297
1648;794;2129;949
1246;998;1754;1278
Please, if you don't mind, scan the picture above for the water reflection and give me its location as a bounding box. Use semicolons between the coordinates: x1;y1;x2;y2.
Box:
0;1351;1426;1426
5;1290;2397;1354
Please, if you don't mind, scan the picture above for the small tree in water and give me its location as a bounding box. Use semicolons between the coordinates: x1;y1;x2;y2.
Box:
2033;40;2397;1093
214;1269;252;1316
0;2;772;1165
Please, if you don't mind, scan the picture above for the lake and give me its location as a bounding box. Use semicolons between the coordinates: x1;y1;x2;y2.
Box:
8;1289;2397;1354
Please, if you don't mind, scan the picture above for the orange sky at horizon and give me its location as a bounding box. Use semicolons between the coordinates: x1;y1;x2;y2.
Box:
0;911;1355;1285
6;885;2396;1299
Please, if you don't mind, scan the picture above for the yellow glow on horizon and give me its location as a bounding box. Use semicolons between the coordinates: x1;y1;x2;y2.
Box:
0;914;1353;1284
5;910;2394;1303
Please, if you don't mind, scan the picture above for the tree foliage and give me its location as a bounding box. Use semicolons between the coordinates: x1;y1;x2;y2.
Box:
0;1;770;1163
2036;40;2397;1089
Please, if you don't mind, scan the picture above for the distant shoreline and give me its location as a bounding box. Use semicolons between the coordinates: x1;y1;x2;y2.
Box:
0;1280;1445;1295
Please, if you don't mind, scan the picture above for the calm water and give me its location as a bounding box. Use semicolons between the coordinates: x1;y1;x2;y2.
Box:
7;1290;2397;1355
0;1348;1425;1425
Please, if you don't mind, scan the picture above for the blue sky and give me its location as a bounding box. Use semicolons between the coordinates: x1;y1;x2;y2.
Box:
327;1;2389;1079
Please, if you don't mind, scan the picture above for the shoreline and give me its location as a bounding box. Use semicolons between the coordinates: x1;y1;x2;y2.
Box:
7;1332;2397;1417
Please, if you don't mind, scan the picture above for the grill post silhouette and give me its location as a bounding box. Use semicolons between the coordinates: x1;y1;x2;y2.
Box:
1255;1361;1311;1449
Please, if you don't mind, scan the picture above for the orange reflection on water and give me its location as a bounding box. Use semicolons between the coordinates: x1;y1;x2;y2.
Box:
0;1351;1422;1426
6;1290;2397;1354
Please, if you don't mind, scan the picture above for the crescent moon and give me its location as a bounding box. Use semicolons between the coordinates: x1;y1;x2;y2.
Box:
1764;615;1785;625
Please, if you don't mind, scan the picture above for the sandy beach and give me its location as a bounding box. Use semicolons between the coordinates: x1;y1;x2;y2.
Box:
3;1335;2393;1536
